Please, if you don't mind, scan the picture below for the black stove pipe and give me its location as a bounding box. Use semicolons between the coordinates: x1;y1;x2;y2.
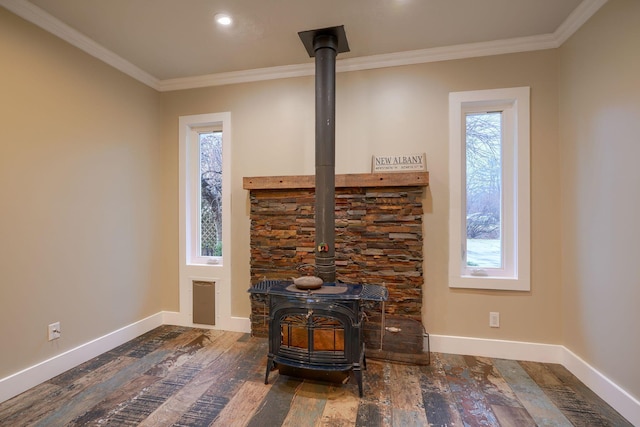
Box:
313;34;337;283
299;26;349;284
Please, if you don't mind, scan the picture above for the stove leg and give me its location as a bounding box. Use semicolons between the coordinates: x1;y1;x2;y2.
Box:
265;355;274;384
354;366;363;397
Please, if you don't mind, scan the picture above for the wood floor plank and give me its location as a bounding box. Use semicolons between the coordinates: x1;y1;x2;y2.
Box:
46;325;190;388
389;363;425;411
245;375;304;427
132;332;247;426
245;343;271;384
518;361;563;388
391;409;429;427
319;384;360;427
491;403;537;427
23;327;201;426
362;360;390;404
389;363;428;426
142;329;225;377
56;330;211;426
441;353;500;426
173;394;229;427
355;360;391;427
540;363;633;426
122;326;200;359
0;383;61;424
464;355;523;407
519;359;604;426
493;358;572;427
419;353;464;427
99;366;203;426
0;327;199;426
356;402;388;427
67;374;161;426
541;385;614;427
463;356;536;426
228;335;270;385
8;354;145;426
281;381;329;427
38;329;211;426
211;380;271;427
66;329;233;426
169;335;270;427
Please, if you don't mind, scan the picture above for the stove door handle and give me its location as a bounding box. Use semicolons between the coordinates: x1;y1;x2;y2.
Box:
305;309;314;319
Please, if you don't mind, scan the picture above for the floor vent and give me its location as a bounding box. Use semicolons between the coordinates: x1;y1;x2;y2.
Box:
193;280;215;325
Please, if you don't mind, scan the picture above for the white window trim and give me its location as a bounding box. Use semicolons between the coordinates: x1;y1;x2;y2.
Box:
178;112;233;328
449;87;530;291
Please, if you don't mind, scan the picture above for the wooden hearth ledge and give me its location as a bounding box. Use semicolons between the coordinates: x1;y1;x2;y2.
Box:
243;171;428;190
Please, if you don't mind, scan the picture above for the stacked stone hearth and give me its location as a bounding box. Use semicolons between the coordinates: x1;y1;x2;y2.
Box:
248;185;424;338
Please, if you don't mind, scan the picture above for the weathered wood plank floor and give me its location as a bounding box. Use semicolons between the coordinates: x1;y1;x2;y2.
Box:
0;326;631;426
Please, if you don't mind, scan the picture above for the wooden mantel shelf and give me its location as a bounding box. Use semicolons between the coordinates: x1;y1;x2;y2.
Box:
243;171;428;190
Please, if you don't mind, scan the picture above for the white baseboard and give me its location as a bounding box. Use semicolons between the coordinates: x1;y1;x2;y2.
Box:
561;347;640;426
429;334;640;425
0;312;164;404
429;334;565;363
162;311;251;333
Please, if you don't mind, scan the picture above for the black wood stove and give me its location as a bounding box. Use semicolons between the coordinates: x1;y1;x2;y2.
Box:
249;280;387;397
247;25;390;397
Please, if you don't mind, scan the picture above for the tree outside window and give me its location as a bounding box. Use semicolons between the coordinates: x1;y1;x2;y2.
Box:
465;112;502;268
199;131;223;257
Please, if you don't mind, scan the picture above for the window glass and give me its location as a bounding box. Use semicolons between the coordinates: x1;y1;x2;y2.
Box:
199;131;223;257
465;112;502;269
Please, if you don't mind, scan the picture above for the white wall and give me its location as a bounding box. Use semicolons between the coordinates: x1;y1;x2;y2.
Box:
559;0;640;403
0;8;167;380
160;48;564;345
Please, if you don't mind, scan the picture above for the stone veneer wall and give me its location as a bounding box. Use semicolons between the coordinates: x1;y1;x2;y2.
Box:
249;186;424;337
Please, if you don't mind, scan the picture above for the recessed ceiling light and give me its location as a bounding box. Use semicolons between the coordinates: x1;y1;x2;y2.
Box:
214;13;232;26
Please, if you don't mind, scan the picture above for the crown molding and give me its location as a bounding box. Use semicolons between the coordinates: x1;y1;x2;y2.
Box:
338;33;559;73
159;33;561;92
0;0;160;90
2;0;607;92
158;63;315;92
554;0;608;45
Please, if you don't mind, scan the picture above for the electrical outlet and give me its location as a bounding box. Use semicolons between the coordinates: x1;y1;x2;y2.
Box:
48;322;61;341
489;312;500;328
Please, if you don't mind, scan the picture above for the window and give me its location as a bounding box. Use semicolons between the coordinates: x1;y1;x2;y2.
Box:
449;87;530;291
179;112;231;266
197;128;223;258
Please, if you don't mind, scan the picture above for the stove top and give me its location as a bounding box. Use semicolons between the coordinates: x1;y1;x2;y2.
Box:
249;280;388;301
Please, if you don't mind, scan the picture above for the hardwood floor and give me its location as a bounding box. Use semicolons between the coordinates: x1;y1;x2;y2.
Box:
0;325;631;426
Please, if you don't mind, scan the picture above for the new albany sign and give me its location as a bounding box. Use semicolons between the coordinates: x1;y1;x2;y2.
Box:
372;153;427;172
